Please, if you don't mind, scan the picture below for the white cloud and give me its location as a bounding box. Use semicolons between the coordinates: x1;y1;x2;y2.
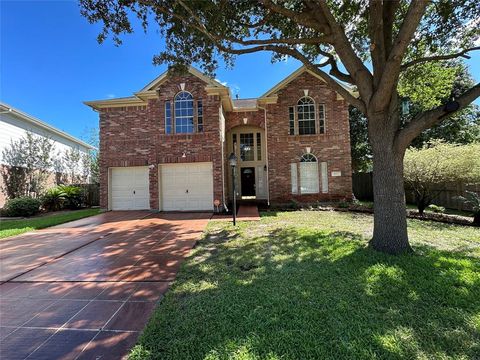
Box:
106;94;116;98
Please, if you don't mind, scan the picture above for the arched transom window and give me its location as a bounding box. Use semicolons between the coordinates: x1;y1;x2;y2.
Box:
174;91;194;133
297;97;316;135
299;153;319;194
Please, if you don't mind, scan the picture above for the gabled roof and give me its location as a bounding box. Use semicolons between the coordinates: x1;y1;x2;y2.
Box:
85;66;230;110
0;102;95;150
259;66;356;99
138;67;227;92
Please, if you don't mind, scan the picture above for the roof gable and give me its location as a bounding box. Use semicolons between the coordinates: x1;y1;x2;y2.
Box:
139;66;227;92
260;66;355;100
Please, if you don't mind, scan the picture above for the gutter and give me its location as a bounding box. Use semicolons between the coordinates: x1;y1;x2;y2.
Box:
258;105;270;206
219;105;228;212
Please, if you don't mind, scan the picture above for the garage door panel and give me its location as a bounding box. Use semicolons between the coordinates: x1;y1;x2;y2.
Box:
161;162;213;211
111;167;150;210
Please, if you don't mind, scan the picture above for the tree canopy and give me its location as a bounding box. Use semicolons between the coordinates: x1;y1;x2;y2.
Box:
80;0;480;254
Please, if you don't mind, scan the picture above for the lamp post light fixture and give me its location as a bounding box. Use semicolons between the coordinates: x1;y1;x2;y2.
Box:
228;152;238;226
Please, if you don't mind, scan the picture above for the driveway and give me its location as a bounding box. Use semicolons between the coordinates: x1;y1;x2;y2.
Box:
0;211;211;359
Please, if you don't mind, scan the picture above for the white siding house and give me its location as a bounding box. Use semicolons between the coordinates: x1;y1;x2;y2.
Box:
0;102;95;207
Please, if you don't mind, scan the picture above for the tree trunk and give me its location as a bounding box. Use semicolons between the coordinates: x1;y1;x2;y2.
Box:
368;112;413;254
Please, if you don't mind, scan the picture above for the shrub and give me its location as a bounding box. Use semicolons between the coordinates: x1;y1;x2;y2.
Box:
59;185;84;209
456;191;480;226
427;204;445;213
3;197;41;217
42;187;66;211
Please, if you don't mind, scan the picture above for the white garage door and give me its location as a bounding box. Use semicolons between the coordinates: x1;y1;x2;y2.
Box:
110;167;150;210
161;162;213;211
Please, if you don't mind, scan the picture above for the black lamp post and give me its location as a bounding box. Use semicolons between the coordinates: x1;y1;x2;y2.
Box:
228;152;238;226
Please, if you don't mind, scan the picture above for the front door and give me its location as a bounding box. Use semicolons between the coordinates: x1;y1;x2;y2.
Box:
241;167;256;196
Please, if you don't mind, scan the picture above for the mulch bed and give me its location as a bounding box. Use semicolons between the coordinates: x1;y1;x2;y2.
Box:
264;203;477;227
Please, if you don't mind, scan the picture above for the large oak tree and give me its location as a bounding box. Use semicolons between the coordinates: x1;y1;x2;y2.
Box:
80;0;480;254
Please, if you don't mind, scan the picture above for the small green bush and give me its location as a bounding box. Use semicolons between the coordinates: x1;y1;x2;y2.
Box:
3;197;41;217
42;187;66;211
337;199;350;208
427;204;445;213
59;185;84;209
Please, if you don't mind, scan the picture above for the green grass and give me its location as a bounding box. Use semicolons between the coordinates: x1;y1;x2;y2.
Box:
131;211;480;360
0;208;101;239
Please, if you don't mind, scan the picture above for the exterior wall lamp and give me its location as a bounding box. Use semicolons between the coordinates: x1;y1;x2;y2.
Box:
228;152;238;226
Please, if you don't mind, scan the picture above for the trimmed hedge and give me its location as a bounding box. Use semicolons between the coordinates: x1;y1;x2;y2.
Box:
3;197;42;217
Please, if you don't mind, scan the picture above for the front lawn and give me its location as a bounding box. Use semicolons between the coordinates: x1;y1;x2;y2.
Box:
131;211;480;360
0;208;101;239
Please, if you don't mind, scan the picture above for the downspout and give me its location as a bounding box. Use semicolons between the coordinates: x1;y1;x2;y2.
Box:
258;105;270;206
219;105;228;212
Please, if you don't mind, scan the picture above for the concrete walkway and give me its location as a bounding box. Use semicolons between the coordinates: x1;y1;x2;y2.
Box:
0;211;211;359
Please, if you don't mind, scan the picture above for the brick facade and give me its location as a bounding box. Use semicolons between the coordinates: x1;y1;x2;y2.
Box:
264;71;352;203
96;68;352;211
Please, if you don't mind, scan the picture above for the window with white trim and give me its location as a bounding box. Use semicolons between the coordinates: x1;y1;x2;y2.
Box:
197;100;204;132
297;97;316;135
318;104;325;134
288;106;295;135
165;101;172;134
321;161;328;193
291;163;298;194
174;91;194;134
299;153;319;194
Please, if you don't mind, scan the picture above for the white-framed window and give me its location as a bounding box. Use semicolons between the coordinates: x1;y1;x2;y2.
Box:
291;163;298;194
321;161;328;193
197;100;203;132
174;91;194;134
318;104;326;134
297;97;316;135
165;101;172;134
299;153;319;194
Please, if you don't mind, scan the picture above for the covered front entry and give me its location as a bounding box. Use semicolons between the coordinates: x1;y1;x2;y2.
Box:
227;125;267;200
160;162;214;211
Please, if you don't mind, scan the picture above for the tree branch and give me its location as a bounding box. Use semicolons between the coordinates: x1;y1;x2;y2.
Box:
259;0;330;34
401;46;480;70
395;83;480;151
159;0;365;111
316;0;374;103
369;0;386;87
371;0;428;110
382;0;400;57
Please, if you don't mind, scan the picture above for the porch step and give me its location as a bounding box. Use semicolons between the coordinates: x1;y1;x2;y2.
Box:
212;205;261;222
237;205;260;220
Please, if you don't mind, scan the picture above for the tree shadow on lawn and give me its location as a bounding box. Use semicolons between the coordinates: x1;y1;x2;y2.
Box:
131;227;480;360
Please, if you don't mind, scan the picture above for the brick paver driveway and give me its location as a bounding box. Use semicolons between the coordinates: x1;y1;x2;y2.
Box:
0;211;211;359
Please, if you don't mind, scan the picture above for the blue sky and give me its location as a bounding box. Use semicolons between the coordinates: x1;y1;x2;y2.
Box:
1;0;479;141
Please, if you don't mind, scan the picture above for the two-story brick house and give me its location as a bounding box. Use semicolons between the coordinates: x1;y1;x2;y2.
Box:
85;66;353;211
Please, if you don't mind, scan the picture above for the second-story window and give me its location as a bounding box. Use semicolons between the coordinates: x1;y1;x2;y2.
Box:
318;104;326;134
197;100;203;132
297;97;316;135
174;91;194;134
165;101;172;134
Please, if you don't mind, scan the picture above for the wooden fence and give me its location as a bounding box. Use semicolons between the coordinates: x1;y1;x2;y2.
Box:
352;172;479;211
76;183;100;207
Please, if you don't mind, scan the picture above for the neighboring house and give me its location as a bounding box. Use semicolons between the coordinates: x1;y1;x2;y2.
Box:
0;102;94;207
85;66;353;212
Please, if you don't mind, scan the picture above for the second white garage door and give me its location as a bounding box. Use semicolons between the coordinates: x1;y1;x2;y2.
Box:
161;162;213;211
110;167;150;210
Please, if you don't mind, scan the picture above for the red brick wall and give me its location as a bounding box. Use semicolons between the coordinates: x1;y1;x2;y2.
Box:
99;74;223;210
264;71;352;203
99;70;352;210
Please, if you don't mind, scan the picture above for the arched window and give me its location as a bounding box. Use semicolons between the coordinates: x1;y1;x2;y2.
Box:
297;97;316;135
174;91;194;133
299;153;319;193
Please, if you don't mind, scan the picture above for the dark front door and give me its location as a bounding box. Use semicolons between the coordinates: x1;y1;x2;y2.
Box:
241;167;256;196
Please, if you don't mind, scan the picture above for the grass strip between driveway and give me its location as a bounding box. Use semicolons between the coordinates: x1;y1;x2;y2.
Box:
130;210;480;360
0;208;101;239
